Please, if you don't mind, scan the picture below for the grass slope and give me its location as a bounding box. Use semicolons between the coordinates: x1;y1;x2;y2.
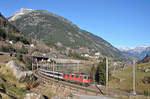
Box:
109;63;150;95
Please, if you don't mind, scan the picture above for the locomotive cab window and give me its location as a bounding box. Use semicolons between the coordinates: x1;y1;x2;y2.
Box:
83;76;87;79
76;75;79;78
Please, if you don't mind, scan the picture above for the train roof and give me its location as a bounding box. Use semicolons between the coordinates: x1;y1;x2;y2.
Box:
39;68;89;76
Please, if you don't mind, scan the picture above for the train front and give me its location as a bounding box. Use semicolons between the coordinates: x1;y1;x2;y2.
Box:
82;75;91;86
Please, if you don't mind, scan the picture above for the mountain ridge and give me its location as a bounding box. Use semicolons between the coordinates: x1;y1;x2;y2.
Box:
120;45;150;59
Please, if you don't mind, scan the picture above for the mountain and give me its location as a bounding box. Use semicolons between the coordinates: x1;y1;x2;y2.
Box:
120;45;150;59
139;54;150;63
0;12;30;44
8;8;127;59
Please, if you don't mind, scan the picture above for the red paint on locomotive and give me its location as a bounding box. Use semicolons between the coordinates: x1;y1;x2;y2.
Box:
63;73;90;84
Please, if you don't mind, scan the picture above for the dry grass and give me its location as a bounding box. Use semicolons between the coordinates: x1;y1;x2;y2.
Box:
32;83;72;99
0;54;26;67
0;93;12;99
0;54;11;63
109;63;150;95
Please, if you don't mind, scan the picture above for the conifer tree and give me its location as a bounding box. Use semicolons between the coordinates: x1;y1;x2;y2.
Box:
95;58;106;85
90;64;96;83
95;58;111;85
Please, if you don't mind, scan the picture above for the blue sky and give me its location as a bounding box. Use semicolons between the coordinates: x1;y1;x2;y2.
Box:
0;0;150;48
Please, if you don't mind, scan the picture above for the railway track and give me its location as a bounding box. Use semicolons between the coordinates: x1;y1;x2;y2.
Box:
33;70;103;95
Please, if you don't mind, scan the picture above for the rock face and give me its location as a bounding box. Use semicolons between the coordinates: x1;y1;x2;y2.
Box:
6;60;32;79
24;93;45;99
9;8;33;22
144;69;150;72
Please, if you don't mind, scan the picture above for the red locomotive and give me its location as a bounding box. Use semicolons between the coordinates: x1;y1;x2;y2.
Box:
39;68;91;86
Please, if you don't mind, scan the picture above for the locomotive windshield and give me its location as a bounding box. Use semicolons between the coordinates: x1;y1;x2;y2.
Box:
82;76;87;79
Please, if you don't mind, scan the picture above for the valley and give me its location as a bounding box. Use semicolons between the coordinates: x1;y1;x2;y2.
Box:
0;4;150;99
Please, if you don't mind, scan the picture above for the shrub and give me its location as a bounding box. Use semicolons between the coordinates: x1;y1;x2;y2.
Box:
68;50;88;60
24;75;39;90
19;37;30;45
16;45;27;54
16;53;22;61
7;33;30;44
0;45;14;52
0;28;6;39
144;89;150;96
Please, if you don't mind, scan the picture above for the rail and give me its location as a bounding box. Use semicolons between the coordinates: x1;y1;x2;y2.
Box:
33;70;104;95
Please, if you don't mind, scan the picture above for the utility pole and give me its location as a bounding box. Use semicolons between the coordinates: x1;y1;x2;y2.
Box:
78;61;79;73
32;63;33;71
106;58;108;86
31;56;33;71
93;64;95;84
53;59;54;78
132;60;136;95
36;58;38;70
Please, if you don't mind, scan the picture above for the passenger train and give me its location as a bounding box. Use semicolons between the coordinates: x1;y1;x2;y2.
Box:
39;68;91;86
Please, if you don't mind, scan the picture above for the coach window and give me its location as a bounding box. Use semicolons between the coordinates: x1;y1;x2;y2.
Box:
71;75;74;78
57;74;60;76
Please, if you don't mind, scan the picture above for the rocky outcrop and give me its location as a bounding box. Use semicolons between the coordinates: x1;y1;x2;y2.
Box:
142;77;150;84
8;8;33;22
6;60;32;79
24;93;45;99
137;66;150;73
144;69;150;72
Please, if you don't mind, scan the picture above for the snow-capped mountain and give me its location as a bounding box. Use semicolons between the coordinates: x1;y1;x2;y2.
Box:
8;8;33;21
120;47;134;51
120;45;150;59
